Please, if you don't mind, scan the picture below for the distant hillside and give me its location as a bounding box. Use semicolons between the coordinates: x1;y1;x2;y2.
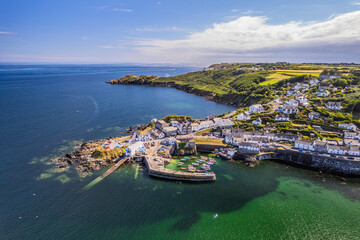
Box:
106;63;360;107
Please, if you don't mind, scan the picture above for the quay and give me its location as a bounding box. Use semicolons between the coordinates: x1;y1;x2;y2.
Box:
143;156;216;181
84;157;131;189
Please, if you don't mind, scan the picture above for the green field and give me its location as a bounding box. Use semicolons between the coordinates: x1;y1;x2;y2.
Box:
107;63;360;107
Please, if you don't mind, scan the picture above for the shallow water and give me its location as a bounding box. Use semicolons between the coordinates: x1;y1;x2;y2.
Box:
1;65;359;239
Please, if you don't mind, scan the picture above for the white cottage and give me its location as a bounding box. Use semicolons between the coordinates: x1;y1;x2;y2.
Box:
338;123;357;132
237;111;251;121
249;104;264;113
295;140;315;151
252;117;262;125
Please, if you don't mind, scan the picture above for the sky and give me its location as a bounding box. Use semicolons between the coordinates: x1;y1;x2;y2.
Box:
0;0;360;66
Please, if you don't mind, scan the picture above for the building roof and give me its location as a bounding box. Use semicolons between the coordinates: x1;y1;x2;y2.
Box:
162;126;177;132
284;105;297;110
326;102;342;107
238;142;259;147
309;112;320;116
250;104;263;108
276;113;289;118
295;140;314;146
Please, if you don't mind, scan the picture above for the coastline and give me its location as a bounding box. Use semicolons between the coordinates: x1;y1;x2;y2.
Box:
106;77;261;108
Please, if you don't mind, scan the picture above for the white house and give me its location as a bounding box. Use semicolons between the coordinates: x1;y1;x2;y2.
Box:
170;121;179;127
162;126;178;137
190;122;200;132
287;88;302;96
150;128;165;139
249;137;270;147
126;141;144;156
237;111;251;121
275;113;290;122
252;117;262;125
310;79;319;86
319;74;341;80
223;129;244;144
344;139;360;146
155;120;169;130
238;142;260;153
344;131;359;139
338;123;357;132
349;146;360;156
295;140;315;151
327;145;349;155
198;120;215;130
294;83;309;90
282;105;298;114
285;99;299;107
308;112;320;120
318;84;336;91
249;104;264;113
326;102;342;110
177;122;192;135
213;118;235;128
295;95;308;106
274;133;299;142
316;90;330;97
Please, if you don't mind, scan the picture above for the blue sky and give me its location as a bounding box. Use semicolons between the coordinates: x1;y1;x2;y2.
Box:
0;0;360;65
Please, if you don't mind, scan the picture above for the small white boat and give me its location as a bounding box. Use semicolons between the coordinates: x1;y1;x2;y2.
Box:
214;213;218;218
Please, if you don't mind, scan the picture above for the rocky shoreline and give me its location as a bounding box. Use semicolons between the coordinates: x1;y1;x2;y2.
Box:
56;139;126;177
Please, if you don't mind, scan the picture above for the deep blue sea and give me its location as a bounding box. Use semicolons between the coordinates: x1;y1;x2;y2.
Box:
1;65;359;240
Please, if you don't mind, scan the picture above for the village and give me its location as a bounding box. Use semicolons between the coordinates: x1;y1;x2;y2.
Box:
58;70;360;181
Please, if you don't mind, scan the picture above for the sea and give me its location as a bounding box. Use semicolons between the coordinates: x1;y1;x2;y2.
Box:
0;64;359;240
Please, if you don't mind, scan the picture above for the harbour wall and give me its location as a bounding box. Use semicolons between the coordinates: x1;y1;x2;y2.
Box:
258;149;360;177
196;143;225;153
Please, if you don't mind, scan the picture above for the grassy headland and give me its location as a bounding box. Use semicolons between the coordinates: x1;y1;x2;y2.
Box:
107;63;360;107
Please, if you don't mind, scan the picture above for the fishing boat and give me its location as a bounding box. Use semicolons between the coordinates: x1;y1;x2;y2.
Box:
180;167;186;170
178;162;184;166
193;163;199;166
187;165;196;172
201;164;211;171
191;156;197;159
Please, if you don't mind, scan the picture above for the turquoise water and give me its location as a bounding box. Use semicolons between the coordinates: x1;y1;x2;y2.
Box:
1;65;360;239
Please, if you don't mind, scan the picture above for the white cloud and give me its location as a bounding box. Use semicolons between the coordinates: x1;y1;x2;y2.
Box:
132;11;360;64
231;9;238;13
98;45;116;49
135;26;182;32
352;2;360;5
0;31;14;35
242;10;262;15
112;8;132;12
81;36;89;40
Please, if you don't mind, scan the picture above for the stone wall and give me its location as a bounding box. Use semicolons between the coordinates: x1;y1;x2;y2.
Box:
196;144;224;153
266;149;360;177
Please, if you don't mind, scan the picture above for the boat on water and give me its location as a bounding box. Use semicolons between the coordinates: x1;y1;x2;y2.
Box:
201;164;211;171
178;162;184;166
214;213;218;218
193;163;199;166
180;167;186;170
187;165;196;172
191;156;197;159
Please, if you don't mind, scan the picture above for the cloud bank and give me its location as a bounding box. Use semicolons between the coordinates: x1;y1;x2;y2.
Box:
133;11;360;64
